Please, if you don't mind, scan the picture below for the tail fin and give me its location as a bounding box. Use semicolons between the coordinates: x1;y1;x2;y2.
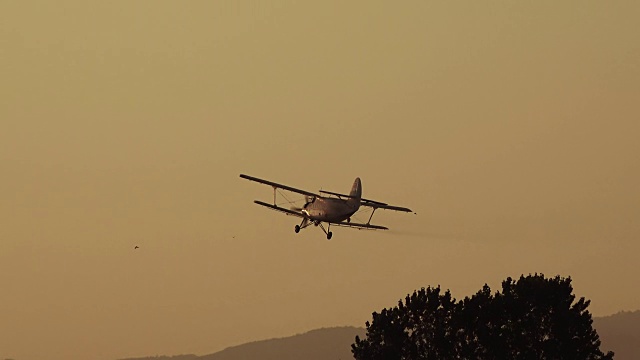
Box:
349;177;362;200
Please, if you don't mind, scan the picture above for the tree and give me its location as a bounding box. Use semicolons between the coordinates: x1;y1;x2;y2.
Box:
352;274;614;360
352;286;459;360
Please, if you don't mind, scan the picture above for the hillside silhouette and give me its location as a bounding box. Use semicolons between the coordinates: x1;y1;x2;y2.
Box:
120;356;198;360
594;310;640;359
119;312;639;360
119;327;365;360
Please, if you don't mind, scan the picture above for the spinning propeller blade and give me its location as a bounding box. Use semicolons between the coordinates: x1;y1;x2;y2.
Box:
291;195;314;212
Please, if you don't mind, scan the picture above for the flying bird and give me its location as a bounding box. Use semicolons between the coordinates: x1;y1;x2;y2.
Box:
134;246;139;249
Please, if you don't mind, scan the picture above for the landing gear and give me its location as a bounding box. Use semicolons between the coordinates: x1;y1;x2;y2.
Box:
296;219;334;240
319;223;333;240
295;218;311;235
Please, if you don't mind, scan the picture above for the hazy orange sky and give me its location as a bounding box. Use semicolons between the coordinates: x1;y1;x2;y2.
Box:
1;2;639;359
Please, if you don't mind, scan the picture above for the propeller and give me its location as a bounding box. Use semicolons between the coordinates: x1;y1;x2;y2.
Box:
291;195;314;212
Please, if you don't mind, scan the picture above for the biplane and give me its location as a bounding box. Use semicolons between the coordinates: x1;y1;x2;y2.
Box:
240;174;414;240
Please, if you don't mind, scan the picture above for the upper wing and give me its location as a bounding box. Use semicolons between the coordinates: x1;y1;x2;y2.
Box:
240;174;318;198
318;188;413;213
318;189;355;199
319;190;389;205
360;199;413;213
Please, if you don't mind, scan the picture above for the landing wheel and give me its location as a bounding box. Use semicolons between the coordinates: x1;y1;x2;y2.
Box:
327;231;332;240
295;225;300;233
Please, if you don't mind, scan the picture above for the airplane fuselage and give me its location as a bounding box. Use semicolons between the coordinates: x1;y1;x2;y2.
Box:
302;197;360;223
301;177;362;223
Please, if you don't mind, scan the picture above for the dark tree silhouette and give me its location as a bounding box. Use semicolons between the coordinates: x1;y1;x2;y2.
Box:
352;274;614;360
351;286;458;360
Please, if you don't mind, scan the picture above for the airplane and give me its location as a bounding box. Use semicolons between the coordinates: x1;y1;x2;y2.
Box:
240;174;414;240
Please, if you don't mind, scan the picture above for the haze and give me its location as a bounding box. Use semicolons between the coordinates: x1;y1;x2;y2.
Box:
1;2;639;360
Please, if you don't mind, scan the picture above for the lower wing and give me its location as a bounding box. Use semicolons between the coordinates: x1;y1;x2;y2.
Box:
253;200;307;218
327;221;388;230
253;201;387;230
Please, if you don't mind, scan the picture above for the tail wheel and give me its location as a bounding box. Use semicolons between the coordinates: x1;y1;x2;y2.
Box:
295;225;300;233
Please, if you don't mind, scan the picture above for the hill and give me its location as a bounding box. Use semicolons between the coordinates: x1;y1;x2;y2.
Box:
121;312;640;360
594;310;640;359
120;327;365;360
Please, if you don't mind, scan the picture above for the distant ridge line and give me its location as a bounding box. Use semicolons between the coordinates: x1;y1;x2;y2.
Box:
118;315;640;360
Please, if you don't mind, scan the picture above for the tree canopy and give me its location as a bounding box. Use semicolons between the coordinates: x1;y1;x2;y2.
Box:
352;274;614;360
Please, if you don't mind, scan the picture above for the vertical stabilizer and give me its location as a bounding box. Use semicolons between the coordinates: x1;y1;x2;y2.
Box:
349;177;362;200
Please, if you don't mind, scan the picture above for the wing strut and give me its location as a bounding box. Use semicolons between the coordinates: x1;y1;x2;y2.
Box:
367;208;377;225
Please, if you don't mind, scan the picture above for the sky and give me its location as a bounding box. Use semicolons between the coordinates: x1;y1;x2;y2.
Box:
1;1;639;359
